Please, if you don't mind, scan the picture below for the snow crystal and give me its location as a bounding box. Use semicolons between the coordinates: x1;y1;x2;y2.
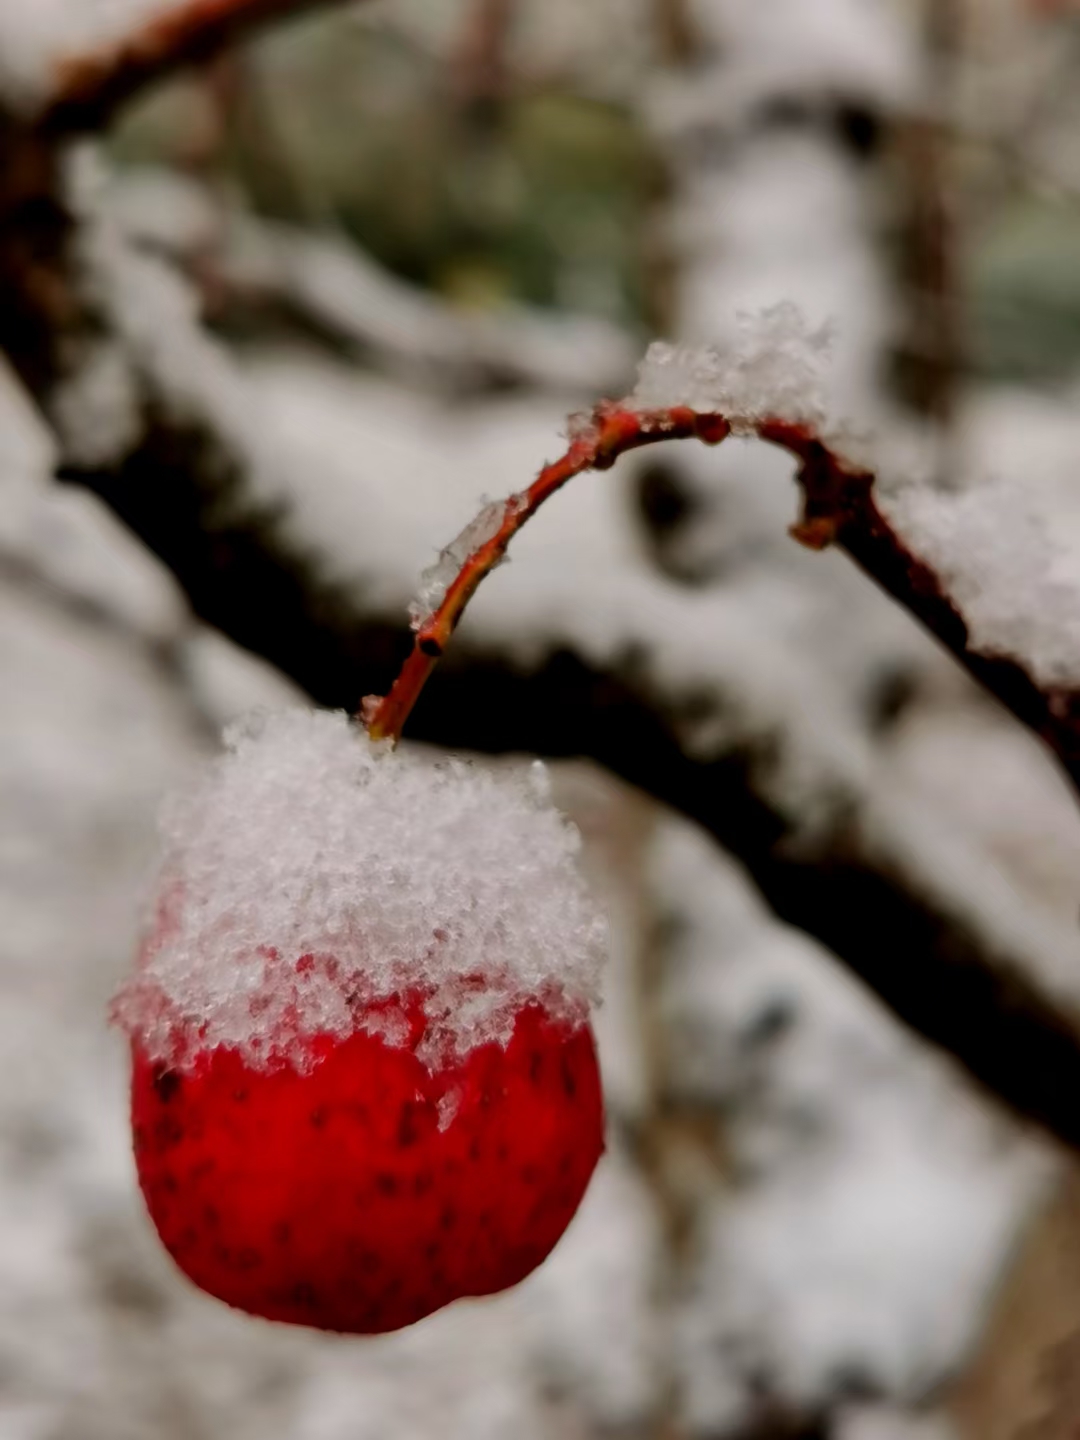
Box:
565;409;602;447
111;708;606;1070
625;303;831;435
408;495;510;630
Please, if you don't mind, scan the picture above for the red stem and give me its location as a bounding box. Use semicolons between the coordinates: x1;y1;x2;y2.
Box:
363;402;730;742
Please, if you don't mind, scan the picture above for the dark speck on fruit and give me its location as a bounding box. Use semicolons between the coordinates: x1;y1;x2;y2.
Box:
375;1173;398;1196
397;1103;423;1147
152;1070;182;1104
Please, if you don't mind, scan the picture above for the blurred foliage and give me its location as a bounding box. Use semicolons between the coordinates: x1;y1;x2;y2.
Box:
111;8;659;327
967;192;1080;383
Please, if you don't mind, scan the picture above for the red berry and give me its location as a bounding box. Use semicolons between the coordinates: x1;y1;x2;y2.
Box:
114;710;609;1331
131;989;603;1333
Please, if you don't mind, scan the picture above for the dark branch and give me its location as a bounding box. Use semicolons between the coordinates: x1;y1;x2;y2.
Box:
39;0;355;135
781;423;1080;797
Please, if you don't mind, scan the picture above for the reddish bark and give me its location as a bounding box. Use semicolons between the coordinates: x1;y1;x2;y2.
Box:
41;0;355;133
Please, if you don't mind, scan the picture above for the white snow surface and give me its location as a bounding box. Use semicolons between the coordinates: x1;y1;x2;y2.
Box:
111;708;607;1070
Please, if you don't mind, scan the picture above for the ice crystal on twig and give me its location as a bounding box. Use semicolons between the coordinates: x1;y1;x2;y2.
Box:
626;303;831;434
408;496;508;631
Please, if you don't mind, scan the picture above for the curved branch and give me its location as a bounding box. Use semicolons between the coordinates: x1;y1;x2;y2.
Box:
39;0;355;135
366;405;730;740
365;397;1080;816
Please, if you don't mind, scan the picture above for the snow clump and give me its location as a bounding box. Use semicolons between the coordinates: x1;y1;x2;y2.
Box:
111;708;607;1071
626;303;831;435
883;474;1080;688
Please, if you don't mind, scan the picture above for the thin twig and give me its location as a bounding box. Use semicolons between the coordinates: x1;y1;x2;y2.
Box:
364;404;730;741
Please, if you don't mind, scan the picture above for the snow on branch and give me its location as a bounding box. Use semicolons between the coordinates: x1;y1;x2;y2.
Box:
792;439;1080;799
367;319;1080;811
365;315;1080;812
30;0;353;132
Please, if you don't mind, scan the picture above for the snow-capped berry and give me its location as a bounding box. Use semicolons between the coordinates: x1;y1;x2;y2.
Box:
112;708;607;1333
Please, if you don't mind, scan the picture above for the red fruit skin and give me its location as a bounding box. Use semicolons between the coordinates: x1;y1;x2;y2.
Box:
131;1001;604;1334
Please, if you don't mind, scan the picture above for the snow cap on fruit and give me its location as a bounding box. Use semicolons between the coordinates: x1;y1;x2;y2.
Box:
111;709;607;1071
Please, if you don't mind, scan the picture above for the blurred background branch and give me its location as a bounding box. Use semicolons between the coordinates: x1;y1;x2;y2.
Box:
40;0;354;133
